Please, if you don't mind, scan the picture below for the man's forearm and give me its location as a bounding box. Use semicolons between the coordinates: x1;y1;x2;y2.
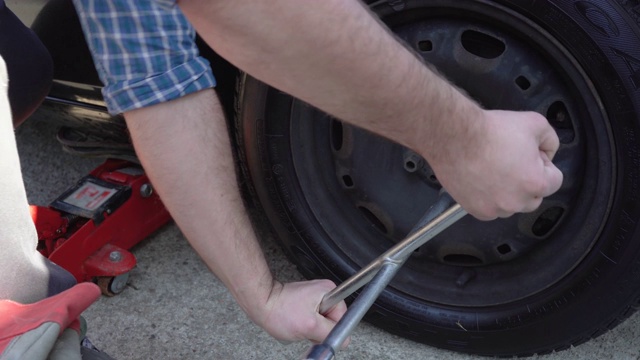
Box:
124;89;274;318
179;0;483;164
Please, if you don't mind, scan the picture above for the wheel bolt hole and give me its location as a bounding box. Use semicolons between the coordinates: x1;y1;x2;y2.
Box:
532;206;565;237
515;75;531;90
358;206;388;235
418;40;433;52
460;30;505;59
497;243;512;255
547;101;571;126
546;101;574;143
330;119;344;151
342;174;354;188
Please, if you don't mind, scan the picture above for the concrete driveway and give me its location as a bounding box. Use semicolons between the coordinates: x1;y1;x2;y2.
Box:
15;115;640;360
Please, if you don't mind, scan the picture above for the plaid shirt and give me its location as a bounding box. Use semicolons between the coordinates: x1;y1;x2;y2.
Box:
73;0;216;115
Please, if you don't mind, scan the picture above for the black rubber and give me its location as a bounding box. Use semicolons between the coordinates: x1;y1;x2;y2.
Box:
0;1;53;127
235;0;640;356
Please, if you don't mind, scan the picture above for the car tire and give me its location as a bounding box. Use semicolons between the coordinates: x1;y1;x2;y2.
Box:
234;0;640;356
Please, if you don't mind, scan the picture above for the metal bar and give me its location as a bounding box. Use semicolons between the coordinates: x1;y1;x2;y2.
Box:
304;201;466;359
301;263;401;360
318;200;466;314
324;262;401;351
304;194;467;359
301;344;335;360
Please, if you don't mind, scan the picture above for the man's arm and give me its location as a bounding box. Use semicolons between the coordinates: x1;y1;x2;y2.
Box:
71;0;348;344
178;0;563;220
124;89;347;343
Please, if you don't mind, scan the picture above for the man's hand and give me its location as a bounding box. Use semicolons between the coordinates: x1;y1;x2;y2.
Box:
428;109;564;220
252;280;348;344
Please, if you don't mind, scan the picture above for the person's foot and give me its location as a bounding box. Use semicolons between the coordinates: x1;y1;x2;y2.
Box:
44;256;77;297
81;336;117;360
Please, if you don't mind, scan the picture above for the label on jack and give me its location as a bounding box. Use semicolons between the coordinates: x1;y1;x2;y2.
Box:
51;176;131;223
64;182;118;211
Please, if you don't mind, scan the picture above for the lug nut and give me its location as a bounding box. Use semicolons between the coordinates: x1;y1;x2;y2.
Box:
403;151;424;173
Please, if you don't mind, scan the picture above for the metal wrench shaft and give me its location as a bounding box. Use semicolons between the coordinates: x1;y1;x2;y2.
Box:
304;194;467;359
319;193;465;315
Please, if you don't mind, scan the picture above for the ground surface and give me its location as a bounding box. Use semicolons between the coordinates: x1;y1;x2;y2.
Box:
16;116;640;359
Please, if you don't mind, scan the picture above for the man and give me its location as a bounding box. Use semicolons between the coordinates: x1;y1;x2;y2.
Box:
73;0;563;345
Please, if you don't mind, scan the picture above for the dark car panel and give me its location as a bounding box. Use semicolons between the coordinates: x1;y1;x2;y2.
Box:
10;0;238;138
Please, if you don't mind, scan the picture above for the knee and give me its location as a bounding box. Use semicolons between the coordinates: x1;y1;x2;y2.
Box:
0;5;53;128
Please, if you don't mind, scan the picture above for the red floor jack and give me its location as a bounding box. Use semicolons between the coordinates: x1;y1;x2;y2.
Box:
30;159;172;295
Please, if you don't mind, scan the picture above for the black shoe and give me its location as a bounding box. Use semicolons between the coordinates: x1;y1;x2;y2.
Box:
43;255;77;297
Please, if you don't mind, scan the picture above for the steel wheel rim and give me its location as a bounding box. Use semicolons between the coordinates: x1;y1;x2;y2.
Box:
283;1;614;307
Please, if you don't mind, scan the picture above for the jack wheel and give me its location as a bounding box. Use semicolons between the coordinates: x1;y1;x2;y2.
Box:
96;273;130;296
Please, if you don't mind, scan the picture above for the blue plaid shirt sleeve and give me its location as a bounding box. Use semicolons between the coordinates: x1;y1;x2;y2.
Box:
72;0;216;115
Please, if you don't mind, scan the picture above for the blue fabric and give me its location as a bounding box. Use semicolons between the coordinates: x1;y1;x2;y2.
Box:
73;0;216;115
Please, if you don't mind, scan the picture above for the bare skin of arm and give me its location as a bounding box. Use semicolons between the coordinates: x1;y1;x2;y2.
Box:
125;89;347;343
178;0;563;220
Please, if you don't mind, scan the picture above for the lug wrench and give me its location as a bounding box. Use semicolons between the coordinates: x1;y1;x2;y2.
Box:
302;192;467;360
